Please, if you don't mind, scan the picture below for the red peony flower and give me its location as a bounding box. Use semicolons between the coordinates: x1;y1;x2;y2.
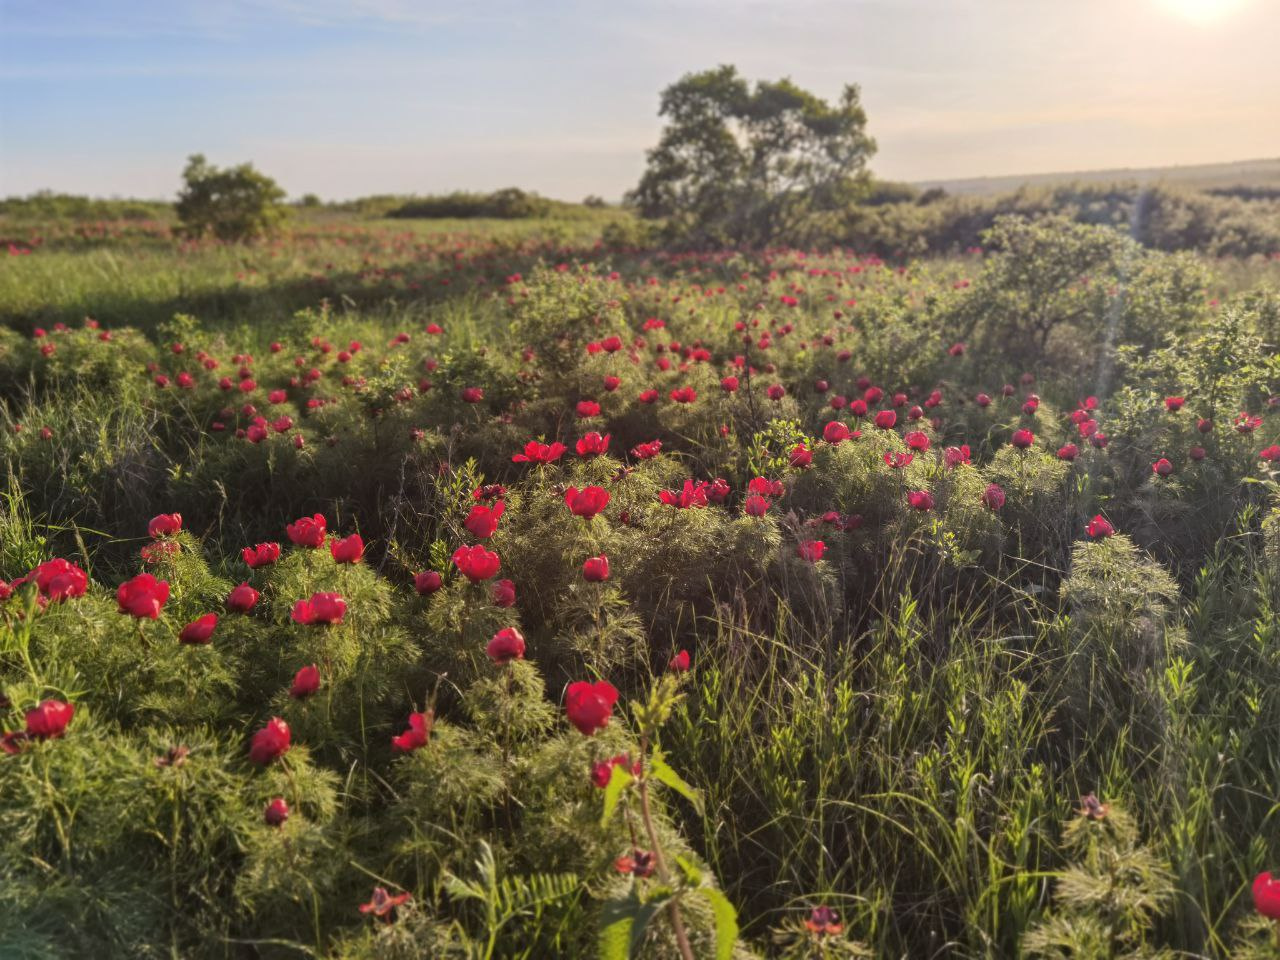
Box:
1254;872;1280;920
392;710;433;752
1152;458;1173;477
148;513;182;538
1010;429;1035;450
117;573;170;619
944;445;971;468
291;592;347;625
565;680;619;735
904;431;930;453
720;376;739;393
460;387;484;404
249;717;291;764
330;533;365;563
884;451;914;470
669;386;697;404
31;558;88;601
874;410;896;430
359;886;412;921
452;544;501;582
907;490;934;511
486;627;526;665
576;432;610;457
242;542;281;568
1057;443;1079;461
591;753;640;788
179;613;218;644
25;699;74;740
512;440;567;464
575;400;601;418
264;797;290;826
290;664;320;698
631;439;663;460
669;649;691;672
660;479;710;509
1086;515;1114;538
982;483;1006;510
492;578;516;607
464;502;504;540
789;445;812;469
583;555;610;582
564;485;610;519
226;582;259;613
414;570;443;595
286;514;327;548
744;494;771;517
796;540;826;563
823;421;852;444
1164;396;1185;412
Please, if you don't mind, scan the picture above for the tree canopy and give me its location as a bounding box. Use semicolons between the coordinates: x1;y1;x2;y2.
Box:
627;64;877;248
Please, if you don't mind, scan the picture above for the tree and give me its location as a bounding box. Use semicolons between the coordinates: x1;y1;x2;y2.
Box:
174;154;287;241
627;65;876;248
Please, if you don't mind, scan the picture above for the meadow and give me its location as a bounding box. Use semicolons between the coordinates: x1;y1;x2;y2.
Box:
3;202;1280;959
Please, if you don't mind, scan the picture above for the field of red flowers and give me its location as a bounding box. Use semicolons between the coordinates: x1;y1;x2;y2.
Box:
3;210;1280;958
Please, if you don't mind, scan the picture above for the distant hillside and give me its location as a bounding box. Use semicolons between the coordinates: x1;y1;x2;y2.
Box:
914;157;1280;197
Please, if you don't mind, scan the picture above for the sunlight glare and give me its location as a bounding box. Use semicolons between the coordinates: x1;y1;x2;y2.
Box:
1154;0;1251;23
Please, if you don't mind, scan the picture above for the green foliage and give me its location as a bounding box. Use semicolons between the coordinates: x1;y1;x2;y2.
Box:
174;153;287;242
629;65;876;248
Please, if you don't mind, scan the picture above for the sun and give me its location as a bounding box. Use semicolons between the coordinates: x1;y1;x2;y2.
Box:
1154;0;1251;22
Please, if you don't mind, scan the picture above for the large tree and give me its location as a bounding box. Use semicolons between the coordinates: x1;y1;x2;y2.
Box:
627;65;876;248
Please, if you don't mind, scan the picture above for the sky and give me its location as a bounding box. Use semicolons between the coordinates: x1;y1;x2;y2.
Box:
1;0;1277;202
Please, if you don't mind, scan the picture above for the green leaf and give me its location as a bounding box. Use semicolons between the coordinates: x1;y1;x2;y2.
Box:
674;855;703;887
598;889;671;959
601;763;635;826
650;753;704;815
696;886;740;960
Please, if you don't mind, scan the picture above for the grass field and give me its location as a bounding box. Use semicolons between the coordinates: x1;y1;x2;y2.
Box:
3;207;1280;959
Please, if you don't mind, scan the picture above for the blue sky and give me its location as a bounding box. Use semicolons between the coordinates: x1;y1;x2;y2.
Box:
1;0;1277;201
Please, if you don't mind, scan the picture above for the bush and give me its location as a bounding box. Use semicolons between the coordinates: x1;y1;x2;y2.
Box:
174;153;287;242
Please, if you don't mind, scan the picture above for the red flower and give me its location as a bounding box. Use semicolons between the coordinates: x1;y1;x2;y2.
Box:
565;680;619;735
583;555;610;582
982;483;1006;510
226;582;259;613
660;479;710;509
669;649;690;672
286;514;327;548
492;578;516;607
638;389;659;404
720;376;739;393
242;542;281;568
249;717;291;765
1152;458;1173;477
414;570;443;595
291;592;347;625
823;421;852;444
789;445;812;469
460;386;484;404
147;513;182;538
1057;443;1079;461
1164;396;1185;412
631;440;662;460
884;452;913;470
117;573;170;619
512;440;567;464
1254;872;1280;920
744;494;771;517
874;410;896;430
452;544;501;582
179;613;218;644
564;486;610;519
1189;445;1206;461
796;540;826;563
766;383;786;400
31;558;88;601
359;886;412;921
290;664;320;698
1010;429;1035;450
392;710;433;752
1086;515;1114;538
464;502;504;539
944;445;971;468
1262;446;1280;462
575;400;601;418
904;431;930;453
615;849;657;878
669;386;697;404
907;490;934;511
25;699;74;740
486;627;526;665
264;797;290;826
576;432;610;457
805;906;843;936
330;533;365;563
591;753;640;787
